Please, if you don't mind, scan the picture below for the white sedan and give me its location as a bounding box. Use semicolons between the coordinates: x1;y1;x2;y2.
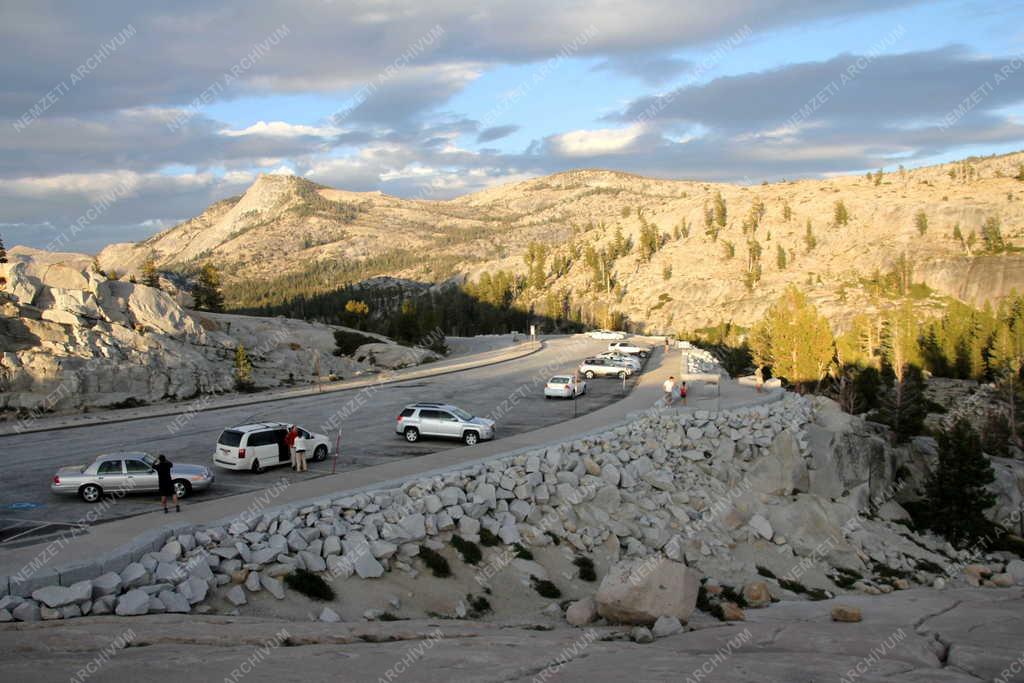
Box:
589;329;626;340
544;375;587;399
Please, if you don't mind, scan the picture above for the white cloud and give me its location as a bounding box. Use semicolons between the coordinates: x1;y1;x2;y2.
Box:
219;120;341;138
549;125;645;157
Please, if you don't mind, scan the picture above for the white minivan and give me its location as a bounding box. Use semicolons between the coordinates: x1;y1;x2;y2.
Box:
213;422;331;473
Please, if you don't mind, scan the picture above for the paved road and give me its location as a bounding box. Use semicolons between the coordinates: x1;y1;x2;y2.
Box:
0;336;646;542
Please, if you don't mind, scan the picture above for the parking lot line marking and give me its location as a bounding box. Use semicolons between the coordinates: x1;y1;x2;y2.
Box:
0;516;87;527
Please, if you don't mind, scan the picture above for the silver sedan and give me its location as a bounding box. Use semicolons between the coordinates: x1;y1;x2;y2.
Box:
51;451;214;502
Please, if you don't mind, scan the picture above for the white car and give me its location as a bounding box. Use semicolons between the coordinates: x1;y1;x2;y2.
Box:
579;358;632;379
596;351;642;370
213;422;331;473
544;375;587;399
608;341;650;358
589;329;626;340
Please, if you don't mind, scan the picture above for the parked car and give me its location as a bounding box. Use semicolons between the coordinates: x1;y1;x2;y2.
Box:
51;451;214;503
596;351;642;370
579;357;632;379
544;375;587;399
608;341;650;357
396;403;495;445
213;422;331;473
589;329;626;340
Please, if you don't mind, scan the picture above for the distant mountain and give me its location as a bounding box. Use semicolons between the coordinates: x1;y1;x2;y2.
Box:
99;152;1024;332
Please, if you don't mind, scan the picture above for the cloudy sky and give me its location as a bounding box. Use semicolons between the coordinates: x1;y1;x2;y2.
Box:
1;0;1023;252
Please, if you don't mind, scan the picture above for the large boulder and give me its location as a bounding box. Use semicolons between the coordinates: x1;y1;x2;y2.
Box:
595;557;700;625
767;495;863;571
748;430;809;496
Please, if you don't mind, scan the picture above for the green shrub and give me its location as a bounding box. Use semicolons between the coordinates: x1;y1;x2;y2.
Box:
530;576;561;599
418;546;452;577
513;543;534;560
573;556;596;582
333;329;378;356
719;584;747;608
451;535;482;565
466;593;492;618
479;528;501;547
283;568;336;601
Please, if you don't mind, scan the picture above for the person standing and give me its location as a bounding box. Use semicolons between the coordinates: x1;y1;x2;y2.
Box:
285;425;299;471
680;381;688;406
662;375;676;405
295;429;308;473
155;454;178;513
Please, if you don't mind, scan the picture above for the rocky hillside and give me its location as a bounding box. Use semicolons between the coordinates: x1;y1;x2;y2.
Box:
0;247;438;416
98;153;1024;331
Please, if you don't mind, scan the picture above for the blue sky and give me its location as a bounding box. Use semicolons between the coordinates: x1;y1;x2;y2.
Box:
1;0;1023;252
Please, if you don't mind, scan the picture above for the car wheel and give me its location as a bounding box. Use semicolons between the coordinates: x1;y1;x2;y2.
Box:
251;458;263;474
404;427;420;442
463;431;479;446
173;480;191;499
584;370;595;379
313;445;328;462
79;484;102;503
618;371;628;379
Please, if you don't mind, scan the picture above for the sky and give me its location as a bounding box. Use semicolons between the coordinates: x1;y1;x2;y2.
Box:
1;0;1023;253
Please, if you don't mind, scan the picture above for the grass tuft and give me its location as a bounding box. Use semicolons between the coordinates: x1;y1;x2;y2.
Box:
283;568;336;601
418;546;452;578
513;543;534;560
451;535;483;565
530;576;561;599
479;528;501;547
573;556;597;582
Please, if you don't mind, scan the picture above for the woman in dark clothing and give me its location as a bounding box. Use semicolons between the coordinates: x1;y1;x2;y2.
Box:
155;454;179;513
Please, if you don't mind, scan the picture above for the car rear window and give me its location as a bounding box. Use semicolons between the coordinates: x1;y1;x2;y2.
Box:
400;408;415;418
218;430;244;447
549;377;569;384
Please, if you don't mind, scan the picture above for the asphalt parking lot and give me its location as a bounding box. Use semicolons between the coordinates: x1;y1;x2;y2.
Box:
0;336;651;545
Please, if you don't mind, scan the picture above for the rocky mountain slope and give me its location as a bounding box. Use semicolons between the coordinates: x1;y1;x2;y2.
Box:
98;152;1024;331
0;247;437;416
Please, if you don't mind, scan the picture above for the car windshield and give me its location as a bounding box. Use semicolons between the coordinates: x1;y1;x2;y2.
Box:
549;377;569;384
218;430;244;447
451;407;473;421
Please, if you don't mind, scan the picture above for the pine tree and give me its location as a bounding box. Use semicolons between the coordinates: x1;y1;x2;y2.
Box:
990;321;1024;446
0;232;7;291
952;222;964;246
722;240;735;259
776;244;787;270
982;216;1005;253
756;286;835;389
803;219;816;252
234;343;254;391
924;418;997;547
713;191;727;228
914;210;928;236
141;256;161;290
833;200;849;226
782;202;792;222
194;263;224;312
877;363;927;443
662;264;672;281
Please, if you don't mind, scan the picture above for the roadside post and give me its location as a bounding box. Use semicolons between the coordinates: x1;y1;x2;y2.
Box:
333;430;340;474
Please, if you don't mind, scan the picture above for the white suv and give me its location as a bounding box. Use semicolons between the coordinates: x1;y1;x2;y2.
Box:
608;341;649;357
395;403;495;445
596;351;642;370
579;357;632;379
213;423;331;473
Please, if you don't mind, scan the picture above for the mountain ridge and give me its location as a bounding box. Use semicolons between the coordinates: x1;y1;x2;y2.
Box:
98;152;1024;332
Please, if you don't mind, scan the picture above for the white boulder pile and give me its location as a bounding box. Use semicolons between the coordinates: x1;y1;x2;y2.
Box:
6;393;1022;624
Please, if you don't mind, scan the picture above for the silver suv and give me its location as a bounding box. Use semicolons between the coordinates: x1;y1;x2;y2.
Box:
579;357;633;379
395;403;496;445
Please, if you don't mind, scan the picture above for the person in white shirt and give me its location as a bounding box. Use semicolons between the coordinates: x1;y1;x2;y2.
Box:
663;376;677;405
